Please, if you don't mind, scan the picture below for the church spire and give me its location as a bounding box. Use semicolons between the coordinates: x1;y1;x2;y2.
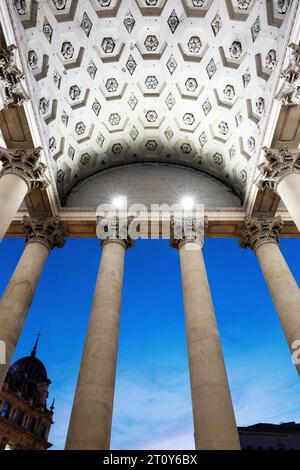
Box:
31;331;42;357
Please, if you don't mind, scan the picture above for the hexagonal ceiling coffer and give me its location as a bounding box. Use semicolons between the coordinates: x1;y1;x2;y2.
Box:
136;27;167;59
27;42;49;81
178;28;208;62
49;0;78;22
137;70;166;97
89;0;122;18
99;73;127;100
67;83;90;110
214;80;239;109
175;107;201;133
181;0;214;18
219;35;247;69
225;0;255;22
58;33;84;70
104;112;129;133
139;109;165;129
135;0;167;16
176;75;204;100
13;0;38;28
96;28;125;63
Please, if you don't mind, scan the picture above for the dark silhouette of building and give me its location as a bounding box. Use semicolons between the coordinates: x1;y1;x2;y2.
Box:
0;335;54;450
239;423;300;450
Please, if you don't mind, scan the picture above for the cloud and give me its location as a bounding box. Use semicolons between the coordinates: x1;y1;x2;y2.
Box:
48;343;300;450
48;384;75;450
111;367;194;450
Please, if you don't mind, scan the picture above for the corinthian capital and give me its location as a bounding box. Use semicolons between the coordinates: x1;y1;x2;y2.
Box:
0;147;49;191
170;215;208;250
96;215;135;249
0;44;29;109
276;43;300;106
257;147;300;193
239;216;283;253
23;216;66;252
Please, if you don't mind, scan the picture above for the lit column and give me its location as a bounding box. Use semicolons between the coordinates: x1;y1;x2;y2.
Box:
240;215;300;375
0;216;65;389
0;147;48;240
258;147;300;232
170;216;240;450
65;217;134;450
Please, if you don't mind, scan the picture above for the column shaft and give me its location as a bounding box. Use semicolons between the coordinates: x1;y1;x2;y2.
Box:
65;241;126;450
179;242;240;450
0;174;28;240
256;242;300;375
0;242;49;388
277;173;300;233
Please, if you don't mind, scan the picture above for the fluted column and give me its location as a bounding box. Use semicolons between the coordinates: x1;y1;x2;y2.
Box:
65;217;134;450
240;215;300;375
0;216;65;389
170;216;240;450
0;147;48;240
258;147;300;232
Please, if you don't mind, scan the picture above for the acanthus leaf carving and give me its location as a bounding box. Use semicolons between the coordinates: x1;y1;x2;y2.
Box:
257;147;300;193
0;147;49;191
0;45;29;109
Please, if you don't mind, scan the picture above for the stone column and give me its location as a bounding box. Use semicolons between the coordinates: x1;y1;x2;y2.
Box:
258;147;300;232
65;217;134;450
0;147;48;240
170;216;240;450
240;215;300;376
0;216;65;389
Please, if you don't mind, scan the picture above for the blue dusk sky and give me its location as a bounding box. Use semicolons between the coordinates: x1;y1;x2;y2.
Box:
0;236;300;450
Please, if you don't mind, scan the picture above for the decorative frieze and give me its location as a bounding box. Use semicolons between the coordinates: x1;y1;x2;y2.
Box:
239;216;283;252
23;216;65;252
0;147;49;191
276;43;300;106
257;146;300;193
0;45;28;109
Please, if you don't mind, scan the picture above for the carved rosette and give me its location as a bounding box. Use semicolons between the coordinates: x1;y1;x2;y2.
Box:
239;216;283;253
97;215;135;249
170;215;208;250
23;216;66;252
276;43;300;106
0;44;29;108
0;147;49;191
257;146;300;193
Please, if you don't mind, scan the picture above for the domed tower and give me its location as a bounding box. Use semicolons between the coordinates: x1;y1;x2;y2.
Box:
0;335;54;450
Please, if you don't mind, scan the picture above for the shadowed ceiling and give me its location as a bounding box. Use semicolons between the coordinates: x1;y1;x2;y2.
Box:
11;0;292;203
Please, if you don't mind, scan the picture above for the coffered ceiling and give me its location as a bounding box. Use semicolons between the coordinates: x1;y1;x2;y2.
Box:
10;0;293;204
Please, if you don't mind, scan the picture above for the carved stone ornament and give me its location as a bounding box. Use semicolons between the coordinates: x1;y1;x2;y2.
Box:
257;146;300;193
0;44;29;108
23;216;66;252
97;215;135;249
170;215;208;250
0;147;49;191
239;216;283;253
276;43;300;106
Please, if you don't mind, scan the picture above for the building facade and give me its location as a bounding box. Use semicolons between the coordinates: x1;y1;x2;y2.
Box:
239;423;300;451
0;337;54;450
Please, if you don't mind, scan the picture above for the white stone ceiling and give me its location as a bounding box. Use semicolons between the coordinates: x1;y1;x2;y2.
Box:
11;0;292;203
